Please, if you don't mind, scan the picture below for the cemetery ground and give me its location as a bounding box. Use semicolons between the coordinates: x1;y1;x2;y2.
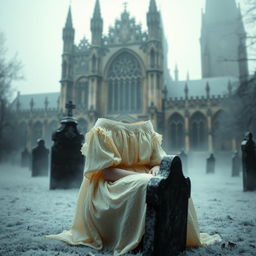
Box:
0;160;256;256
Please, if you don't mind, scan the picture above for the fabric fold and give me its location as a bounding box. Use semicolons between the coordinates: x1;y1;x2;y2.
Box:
45;118;221;255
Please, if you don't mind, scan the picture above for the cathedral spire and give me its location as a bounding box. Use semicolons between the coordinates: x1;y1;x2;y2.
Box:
147;0;160;40
63;5;75;53
65;6;73;28
91;0;103;46
93;0;101;18
149;0;157;13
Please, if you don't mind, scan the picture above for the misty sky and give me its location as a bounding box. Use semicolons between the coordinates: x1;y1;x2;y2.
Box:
0;0;249;96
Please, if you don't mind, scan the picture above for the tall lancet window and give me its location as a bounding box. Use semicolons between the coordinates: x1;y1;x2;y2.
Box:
76;78;89;109
168;113;185;151
107;52;143;114
189;112;208;151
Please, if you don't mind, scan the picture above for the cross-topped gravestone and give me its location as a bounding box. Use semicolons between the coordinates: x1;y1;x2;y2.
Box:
65;101;76;117
50;101;84;189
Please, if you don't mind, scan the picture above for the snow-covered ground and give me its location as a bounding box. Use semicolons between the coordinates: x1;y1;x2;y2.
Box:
0;162;255;256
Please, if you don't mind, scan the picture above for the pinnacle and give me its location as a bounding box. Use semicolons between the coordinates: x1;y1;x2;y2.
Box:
65;6;73;28
93;0;102;18
149;0;158;12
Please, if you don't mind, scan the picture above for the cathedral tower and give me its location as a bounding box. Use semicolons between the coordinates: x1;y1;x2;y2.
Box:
200;0;248;81
88;0;103;121
60;6;75;112
146;0;164;129
90;0;103;46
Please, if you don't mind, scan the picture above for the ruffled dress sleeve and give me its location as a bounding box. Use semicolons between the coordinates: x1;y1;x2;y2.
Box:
81;127;122;177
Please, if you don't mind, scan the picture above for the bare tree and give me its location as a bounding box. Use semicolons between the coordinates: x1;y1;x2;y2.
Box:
0;33;23;161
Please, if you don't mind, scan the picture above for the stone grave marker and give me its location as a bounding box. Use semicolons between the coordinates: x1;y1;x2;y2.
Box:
50;101;85;189
31;139;49;176
241;132;256;191
206;153;215;174
231;152;240;177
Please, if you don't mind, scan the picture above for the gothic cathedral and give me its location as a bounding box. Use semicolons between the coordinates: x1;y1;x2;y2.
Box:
13;0;248;155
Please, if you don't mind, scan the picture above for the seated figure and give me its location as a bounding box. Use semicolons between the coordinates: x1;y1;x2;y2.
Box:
45;118;221;255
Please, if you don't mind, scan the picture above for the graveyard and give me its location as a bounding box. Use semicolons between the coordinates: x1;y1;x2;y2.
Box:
1;0;256;255
0;152;255;256
0;108;256;255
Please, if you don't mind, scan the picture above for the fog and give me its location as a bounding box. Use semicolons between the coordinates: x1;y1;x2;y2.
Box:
1;0;251;96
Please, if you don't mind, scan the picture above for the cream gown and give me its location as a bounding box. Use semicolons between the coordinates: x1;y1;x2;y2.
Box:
45;118;221;255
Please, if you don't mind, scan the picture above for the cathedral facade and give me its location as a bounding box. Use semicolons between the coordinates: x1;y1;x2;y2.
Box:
13;0;248;154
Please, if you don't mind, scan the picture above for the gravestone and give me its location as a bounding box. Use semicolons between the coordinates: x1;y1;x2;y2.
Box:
179;149;188;174
241;132;256;191
21;148;30;168
143;155;190;256
231;152;240;177
206;153;215;174
50;101;85;189
31;139;49;176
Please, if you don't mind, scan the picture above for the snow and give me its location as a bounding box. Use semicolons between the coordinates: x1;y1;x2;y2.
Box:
0;162;256;256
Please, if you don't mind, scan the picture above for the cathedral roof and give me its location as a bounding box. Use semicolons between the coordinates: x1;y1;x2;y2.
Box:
168;76;239;99
11;92;59;111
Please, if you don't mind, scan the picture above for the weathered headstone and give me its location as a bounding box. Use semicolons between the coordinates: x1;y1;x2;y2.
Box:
179;149;188;174
231;152;240;177
21;148;30;168
50;101;85;189
241;132;256;191
143;155;190;256
31;139;49;176
206;153;215;174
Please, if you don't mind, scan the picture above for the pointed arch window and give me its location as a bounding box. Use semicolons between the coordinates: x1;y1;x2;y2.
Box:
189;112;208;151
107;52;143;114
76;78;89;109
168;113;185;151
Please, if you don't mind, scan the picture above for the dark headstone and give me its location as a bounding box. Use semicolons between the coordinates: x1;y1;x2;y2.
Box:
241;132;256;191
50;102;85;189
143;155;190;256
231;152;240;177
21;148;30;168
179;149;188;174
31;139;49;176
206;153;215;174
